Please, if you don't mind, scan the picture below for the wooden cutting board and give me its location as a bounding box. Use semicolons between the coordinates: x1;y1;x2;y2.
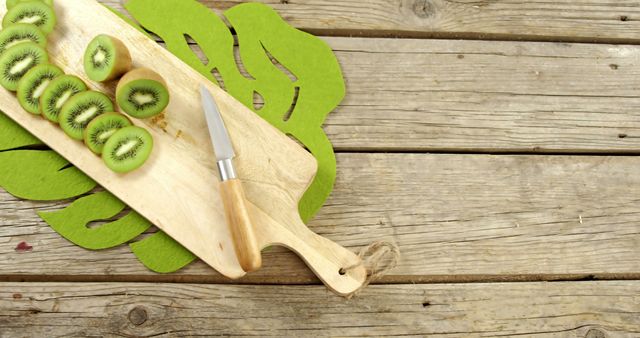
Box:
0;0;365;295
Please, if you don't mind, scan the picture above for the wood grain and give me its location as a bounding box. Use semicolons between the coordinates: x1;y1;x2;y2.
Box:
2;153;640;282
172;34;640;153
324;37;640;153
1;281;639;337
104;0;640;43
103;0;640;152
220;179;262;272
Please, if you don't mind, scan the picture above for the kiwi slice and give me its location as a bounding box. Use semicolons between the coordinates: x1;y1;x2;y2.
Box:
3;1;56;35
40;74;87;123
83;34;132;82
0;23;46;55
0;42;48;91
59;91;114;140
6;0;53;10
84;113;132;154
102;126;153;173
16;63;62;114
116;68;169;119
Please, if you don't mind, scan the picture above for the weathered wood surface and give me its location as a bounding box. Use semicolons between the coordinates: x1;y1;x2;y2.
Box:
165;35;640;153
2;0;640;334
327;37;640;152
102;0;640;152
3;153;640;282
1;281;639;337
105;0;640;42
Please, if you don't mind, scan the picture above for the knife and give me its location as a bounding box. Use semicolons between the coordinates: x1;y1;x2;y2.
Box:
200;85;262;272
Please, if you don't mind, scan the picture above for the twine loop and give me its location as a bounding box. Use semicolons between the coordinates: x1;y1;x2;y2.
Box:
342;241;400;298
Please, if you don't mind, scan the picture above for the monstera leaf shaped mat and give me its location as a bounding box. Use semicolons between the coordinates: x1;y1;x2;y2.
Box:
0;0;345;273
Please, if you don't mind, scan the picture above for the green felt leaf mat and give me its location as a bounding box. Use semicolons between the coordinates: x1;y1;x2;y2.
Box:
0;0;344;273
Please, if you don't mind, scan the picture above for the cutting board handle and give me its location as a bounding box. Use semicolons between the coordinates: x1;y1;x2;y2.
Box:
249;204;367;296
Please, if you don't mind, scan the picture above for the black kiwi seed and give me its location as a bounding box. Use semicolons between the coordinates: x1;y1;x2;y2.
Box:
102;126;153;173
40;75;89;123
126;87;160;111
90;45;112;69
17;63;63;114
26;71;56;104
0;42;48;91
84;113;132;154
3;2;57;34
59;91;115;140
0;24;47;54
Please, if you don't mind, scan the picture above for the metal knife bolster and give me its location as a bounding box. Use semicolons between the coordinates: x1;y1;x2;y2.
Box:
217;158;237;181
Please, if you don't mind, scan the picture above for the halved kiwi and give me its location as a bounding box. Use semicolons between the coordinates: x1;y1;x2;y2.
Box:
0;23;46;55
0;42;48;91
59;91;114;140
6;0;53;10
40;74;87;123
102;126;153;173
116;68;169;119
3;1;56;35
16;63;62;114
83;34;132;82
84;113;132;154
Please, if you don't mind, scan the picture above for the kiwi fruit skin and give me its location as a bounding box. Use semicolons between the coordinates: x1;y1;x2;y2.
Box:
0;23;47;55
59;90;115;140
6;0;53;10
40;75;88;123
3;1;57;34
84;34;132;82
0;42;48;91
116;68;170;119
16;63;62;114
84;112;132;155
102;126;153;173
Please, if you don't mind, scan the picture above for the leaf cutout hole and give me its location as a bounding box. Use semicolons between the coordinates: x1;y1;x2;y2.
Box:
58;163;74;172
184;34;209;66
210;68;226;91
283;86;300;122
253;90;264;111
286;133;310;153
0;143;48;153
233;46;256;80
86;208;130;229
261;42;298;82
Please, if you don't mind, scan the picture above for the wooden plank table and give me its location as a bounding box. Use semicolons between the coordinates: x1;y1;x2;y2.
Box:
2;0;640;336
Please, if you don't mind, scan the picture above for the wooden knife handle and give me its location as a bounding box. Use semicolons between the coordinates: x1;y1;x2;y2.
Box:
220;179;262;272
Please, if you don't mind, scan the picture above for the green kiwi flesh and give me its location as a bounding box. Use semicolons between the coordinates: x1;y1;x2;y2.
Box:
59;91;114;140
0;23;46;55
83;34;131;82
116;69;169;119
102;126;153;173
117;79;169;118
16;63;62;114
40;75;87;123
84;113;132;154
0;42;48;91
6;0;53;10
3;1;56;34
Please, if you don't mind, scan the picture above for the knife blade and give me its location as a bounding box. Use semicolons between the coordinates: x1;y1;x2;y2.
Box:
200;85;262;272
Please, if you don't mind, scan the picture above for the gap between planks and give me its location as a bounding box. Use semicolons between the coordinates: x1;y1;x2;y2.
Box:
2;273;640;285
